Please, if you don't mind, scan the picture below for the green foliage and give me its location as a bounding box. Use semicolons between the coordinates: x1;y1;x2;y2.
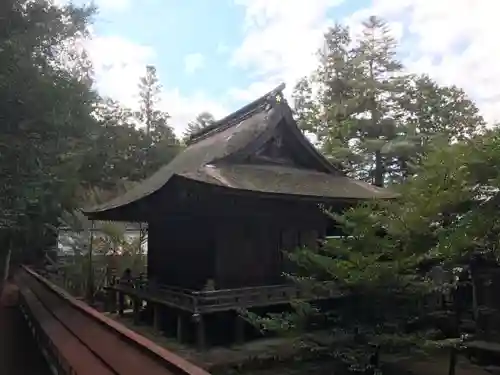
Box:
82;65;183;191
397;129;500;263
248;129;500;372
137;65;177;145
0;0;183;275
1;6;493;374
58;208;146;296
80;97;181;189
249;207;435;369
0;0;99;272
183;111;216;143
293;16;485;186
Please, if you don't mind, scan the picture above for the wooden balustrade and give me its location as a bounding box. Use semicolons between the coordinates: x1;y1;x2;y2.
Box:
108;277;342;314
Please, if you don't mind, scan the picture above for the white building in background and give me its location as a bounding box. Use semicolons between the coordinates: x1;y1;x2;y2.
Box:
57;222;148;257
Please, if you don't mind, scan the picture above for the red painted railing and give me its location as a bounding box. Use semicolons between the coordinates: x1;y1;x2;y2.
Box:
16;266;211;375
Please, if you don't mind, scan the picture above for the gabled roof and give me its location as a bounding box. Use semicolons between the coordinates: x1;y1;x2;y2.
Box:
83;84;396;219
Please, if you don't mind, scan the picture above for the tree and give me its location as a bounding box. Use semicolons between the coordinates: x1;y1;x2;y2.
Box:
293;18;409;186
183;111;216;143
353;16;409;186
387;75;486;183
137;65;177;144
293;16;485;186
79;98;151;189
58;207;146;298
245;204;434;373
393;131;500;264
247;128;500;372
400;74;486;143
134;65;181;177
81;92;183;188
80;71;185;191
0;0;98;275
138;65;160;137
292;24;362;173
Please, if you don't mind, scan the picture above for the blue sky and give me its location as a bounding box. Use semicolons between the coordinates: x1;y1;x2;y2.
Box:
71;0;498;132
91;0;367;99
93;0;249;95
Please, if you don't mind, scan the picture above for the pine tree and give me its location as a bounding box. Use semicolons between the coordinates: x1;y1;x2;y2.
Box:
293;18;411;185
183;111;215;142
293;25;363;174
385;75;486;183
293;16;485;186
401;75;485;142
246;130;500;372
351;16;410;186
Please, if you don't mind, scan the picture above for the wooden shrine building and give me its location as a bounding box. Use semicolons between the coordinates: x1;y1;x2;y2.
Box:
82;84;396;349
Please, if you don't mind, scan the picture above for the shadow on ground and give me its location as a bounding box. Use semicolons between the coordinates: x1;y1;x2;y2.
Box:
0;305;52;375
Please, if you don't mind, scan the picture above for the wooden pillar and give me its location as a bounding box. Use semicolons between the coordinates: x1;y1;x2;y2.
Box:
153;304;161;331
176;314;183;343
138;223;144;271
118;292;125;316
235;314;245;345
448;347;457;375
86;220;95;304
108;289;117;313
103;289;110;312
133;298;141;325
62;271;68;290
192;313;206;351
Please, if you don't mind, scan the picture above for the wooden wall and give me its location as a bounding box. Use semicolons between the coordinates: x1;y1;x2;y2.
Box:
146;182;343;290
214;217;281;288
147;217;215;290
213;199;327;289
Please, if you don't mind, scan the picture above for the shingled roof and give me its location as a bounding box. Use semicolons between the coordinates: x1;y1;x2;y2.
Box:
83;84;396;218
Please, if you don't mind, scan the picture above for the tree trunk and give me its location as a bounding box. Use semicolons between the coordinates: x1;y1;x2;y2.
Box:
374;150;384;187
471;269;480;323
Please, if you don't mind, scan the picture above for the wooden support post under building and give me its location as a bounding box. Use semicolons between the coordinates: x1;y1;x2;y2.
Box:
235;314;245;345
86;220;95;304
192;313;206;351
153;304;161;331
103;290;110;312
133;298;141;325
176;314;183;343
118;292;124;316
448;347;457;375
108;289;117;313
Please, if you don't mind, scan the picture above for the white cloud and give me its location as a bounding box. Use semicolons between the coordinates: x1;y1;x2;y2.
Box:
361;0;500;124
231;0;500;125
86;36;225;134
183;53;205;75
230;0;345;99
76;0;500;139
86;36;156;108
160;89;228;132
228;81;281;102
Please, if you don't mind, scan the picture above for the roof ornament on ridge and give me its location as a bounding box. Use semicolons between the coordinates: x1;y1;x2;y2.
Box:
186;83;286;146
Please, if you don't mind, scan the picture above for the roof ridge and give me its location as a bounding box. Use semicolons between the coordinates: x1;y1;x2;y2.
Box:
186;83;286;146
